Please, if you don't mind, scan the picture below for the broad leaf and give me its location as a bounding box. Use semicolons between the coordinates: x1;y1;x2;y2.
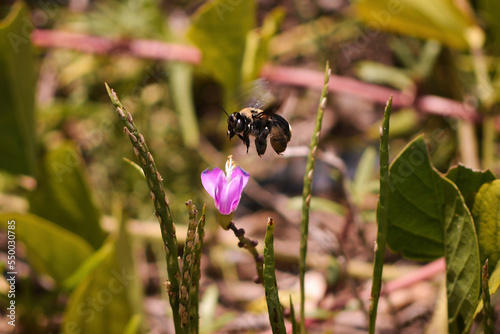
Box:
188;0;256;105
387;136;481;332
0;213;93;283
446;164;496;213
63;220;142;334
29;142;105;249
472;180;500;271
387;136;444;260
0;2;36;175
354;0;476;49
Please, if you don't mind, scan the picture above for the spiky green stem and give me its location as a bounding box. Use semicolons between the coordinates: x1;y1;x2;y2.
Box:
105;83;183;333
180;201;198;330
299;62;330;334
264;218;286;334
189;205;206;334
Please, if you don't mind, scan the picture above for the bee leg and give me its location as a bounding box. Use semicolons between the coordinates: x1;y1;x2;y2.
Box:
237;134;251;153
255;127;270;156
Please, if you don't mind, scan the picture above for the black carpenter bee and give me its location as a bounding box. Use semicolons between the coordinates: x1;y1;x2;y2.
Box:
226;103;292;156
225;80;292;156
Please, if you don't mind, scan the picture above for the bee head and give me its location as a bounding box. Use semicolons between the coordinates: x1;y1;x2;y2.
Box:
227;112;247;139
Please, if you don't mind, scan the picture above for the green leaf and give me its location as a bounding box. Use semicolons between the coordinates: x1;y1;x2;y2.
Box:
355;61;413;90
242;7;285;82
0;213;93;283
354;0;476;49
442;178;481;333
446;164;496;213
387;136;445;260
29;142;105;249
472;180;500;271
0;2;36;175
187;0;256;104
387;135;481;332
63;220;141;334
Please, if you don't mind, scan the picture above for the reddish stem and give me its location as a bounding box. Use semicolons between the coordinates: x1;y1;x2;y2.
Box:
31;29;202;64
31;29;482;122
261;65;481;122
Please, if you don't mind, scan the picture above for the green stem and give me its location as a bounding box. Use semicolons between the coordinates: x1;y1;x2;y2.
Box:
482;260;494;334
468;29;495;169
180;201;199;330
263;218;286;334
299;62;330;334
368;96;392;334
289;295;298;334
105;83;184;334
189;205;206;334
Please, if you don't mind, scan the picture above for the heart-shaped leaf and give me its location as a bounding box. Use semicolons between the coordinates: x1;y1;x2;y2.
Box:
387;135;481;332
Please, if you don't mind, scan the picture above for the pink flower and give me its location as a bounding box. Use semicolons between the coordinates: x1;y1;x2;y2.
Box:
201;156;249;228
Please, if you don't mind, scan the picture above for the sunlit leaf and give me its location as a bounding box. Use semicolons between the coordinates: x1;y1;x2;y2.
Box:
242;7;285;82
472;180;500;271
0;2;36;175
29;142;105;249
387;136;481;332
0;213;93;283
446;164;496;213
354;0;477;49
188;0;256;105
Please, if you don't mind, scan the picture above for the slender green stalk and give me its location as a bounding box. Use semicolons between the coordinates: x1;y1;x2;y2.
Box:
264;218;286;334
189;205;206;334
368;96;392;334
180;201;198;330
228;222;264;284
482;115;496;170
468;29;495;169
105;83;183;333
482;260;494;334
299;62;330;333
290;295;298;334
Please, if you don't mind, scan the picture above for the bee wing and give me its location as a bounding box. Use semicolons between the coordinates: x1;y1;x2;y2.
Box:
238;79;276;110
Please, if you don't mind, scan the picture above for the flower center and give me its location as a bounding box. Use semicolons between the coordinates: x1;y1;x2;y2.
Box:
225;155;236;183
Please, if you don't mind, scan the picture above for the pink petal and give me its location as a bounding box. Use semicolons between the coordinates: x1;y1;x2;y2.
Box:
232;167;249;189
201;168;224;198
216;175;245;214
228;176;246;212
214;175;229;214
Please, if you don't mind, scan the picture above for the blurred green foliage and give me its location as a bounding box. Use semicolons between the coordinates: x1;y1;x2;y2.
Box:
0;2;36;175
